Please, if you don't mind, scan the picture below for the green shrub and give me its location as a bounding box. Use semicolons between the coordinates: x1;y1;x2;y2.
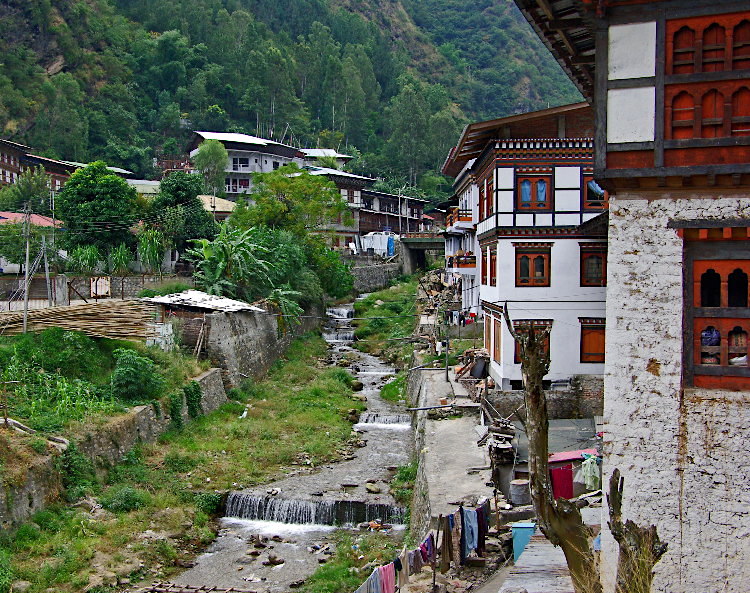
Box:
99;485;151;512
380;374;406;403
164;451;198;473
0;549;12;593
30;437;48;454
111;348;165;401
194;492;223;515
59;443;96;501
326;368;353;388
168;391;184;429
137;281;192;298
183;381;202;418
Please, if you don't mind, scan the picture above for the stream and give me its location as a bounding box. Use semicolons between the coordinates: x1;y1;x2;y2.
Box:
171;300;415;592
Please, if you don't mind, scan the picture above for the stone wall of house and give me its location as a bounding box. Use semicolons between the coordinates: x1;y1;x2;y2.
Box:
63;274;192;303
600;191;750;593
203;303;323;387
486;374;603;419
350;263;401;293
0;368;227;529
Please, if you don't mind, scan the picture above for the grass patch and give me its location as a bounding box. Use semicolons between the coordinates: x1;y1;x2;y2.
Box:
137;280;193;298
380;373;407;403
353;277;418;365
303;532;400;593
390;461;418;506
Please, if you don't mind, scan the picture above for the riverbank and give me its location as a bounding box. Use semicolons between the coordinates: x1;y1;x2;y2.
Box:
1;333;368;593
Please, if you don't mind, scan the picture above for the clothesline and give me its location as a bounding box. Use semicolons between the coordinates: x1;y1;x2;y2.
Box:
351;498;493;593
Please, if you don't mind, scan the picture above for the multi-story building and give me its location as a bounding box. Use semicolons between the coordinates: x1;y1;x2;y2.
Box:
443;103;606;390
515;1;750;591
187;131;306;200
358;189;427;235
441;160;481;315
299;148;353;170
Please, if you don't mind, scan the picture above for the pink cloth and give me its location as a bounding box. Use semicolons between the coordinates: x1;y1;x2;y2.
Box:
379;562;396;593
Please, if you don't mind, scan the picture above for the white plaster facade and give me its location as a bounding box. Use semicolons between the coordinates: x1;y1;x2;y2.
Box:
600;191;750;593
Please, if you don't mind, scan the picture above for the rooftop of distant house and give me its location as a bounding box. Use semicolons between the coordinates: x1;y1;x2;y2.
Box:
0;212;61;227
299;148;353;162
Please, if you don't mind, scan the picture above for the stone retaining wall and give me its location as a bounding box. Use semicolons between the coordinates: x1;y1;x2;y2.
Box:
0;368;227;529
350;263;401;293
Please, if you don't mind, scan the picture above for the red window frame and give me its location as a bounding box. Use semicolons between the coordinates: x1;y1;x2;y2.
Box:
489;246;497;287
485;314;492;352
493;318;502;363
515;243;551;287
513;320;552;364
516;176;551;210
481;248;488;285
583;177;608;210
580;319;605;363
580;243;607;287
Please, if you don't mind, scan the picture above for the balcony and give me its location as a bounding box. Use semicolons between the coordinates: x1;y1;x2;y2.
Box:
446;208;473;230
446;253;477;271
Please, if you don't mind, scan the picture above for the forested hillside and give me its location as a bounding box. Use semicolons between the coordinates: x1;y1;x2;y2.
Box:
0;0;580;188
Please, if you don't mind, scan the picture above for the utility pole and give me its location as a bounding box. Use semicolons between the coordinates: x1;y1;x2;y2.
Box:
22;202;31;333
42;235;52;307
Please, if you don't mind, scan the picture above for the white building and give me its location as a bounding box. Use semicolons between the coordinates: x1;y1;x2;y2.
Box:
443;103;606;390
299;148;353;170
187;131;305;200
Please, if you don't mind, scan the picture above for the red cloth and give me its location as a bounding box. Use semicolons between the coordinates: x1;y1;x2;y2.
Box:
379;563;396;593
550;463;574;499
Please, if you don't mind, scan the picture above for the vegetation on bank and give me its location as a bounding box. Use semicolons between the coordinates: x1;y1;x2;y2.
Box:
0;333;364;593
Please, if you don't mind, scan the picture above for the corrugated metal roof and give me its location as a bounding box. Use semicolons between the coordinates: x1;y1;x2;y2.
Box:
141;290;265;313
500;533;575;593
194;131;272;146
305;166;374;181
197;195;237;213
300;148;353;160
0;212;61;227
548;448;598;463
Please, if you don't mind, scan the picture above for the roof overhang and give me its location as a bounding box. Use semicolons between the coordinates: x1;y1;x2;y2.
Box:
513;0;597;100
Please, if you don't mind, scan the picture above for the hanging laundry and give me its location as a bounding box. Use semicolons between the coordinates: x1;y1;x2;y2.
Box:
425;532;436;563
461;507;479;561
379;563;396;593
451;510;462;568
439;515;453;573
582;455;601;490
419;542;429;563
409;549;423;574
476;506;487;557
364;568;381;593
397;548;410;588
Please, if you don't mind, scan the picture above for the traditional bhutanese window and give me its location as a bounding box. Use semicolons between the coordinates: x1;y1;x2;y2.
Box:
701;89;725;138
481;247;488;285
583;177;607;210
672;26;696;74
489;246;497;287
493;318;502;363
347;189;355;203
486;178;494;216
733;21;750;70
513;319;552;364
484;314;492;352
517;177;551;210
580;318;605;363
731;87;750;136
685;238;750;390
479;185;486;220
580;243;607;287
515;243;551;287
672;91;695;139
702;24;726;72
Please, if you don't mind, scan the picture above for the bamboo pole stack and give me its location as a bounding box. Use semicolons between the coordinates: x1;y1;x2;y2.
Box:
0;300;159;341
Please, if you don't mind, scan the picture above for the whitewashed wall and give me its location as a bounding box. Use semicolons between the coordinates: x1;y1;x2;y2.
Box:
601;191;750;593
482;238;606;386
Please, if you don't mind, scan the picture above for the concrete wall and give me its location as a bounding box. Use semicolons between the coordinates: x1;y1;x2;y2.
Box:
203;303;323;387
600;192;750;593
0;368;227;530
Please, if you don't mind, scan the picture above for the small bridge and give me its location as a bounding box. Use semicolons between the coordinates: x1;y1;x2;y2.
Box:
400;233;445;274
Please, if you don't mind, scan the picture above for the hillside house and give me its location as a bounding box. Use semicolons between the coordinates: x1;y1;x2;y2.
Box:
515;1;750;590
443;103;606;390
299;148;353;169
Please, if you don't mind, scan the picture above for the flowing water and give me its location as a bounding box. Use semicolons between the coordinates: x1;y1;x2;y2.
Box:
171;300;414;592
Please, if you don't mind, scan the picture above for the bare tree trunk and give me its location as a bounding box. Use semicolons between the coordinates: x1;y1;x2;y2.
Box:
503;305;601;593
608;469;667;593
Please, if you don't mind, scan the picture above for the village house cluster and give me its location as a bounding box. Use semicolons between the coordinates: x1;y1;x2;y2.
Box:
438;1;749;591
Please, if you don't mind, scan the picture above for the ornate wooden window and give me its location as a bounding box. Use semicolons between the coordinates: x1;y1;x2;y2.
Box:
486;178;494;216
479;185;486;220
672;26;696;74
484;314;492;352
580;243;607;287
702;24;726;72
583;177;607;210
671;91;695;139
515;243;551;287
481;247;488;285
580;318;605;363
347;189;355;203
513;319;552;364
493;318;502;363
701;89;725;138
516;176;551;210
686;239;750;390
731;87;750;136
733;20;750;70
489;246;497;287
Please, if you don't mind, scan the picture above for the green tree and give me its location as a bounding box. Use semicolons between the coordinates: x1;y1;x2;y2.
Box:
150;171;217;250
230;164;348;237
0;166;51;215
55;162;139;252
193;139;228;198
0;223;46;270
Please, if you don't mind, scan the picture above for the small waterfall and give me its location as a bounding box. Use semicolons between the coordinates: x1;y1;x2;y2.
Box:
326;306;354;319
225;493;406;525
358;412;412;424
